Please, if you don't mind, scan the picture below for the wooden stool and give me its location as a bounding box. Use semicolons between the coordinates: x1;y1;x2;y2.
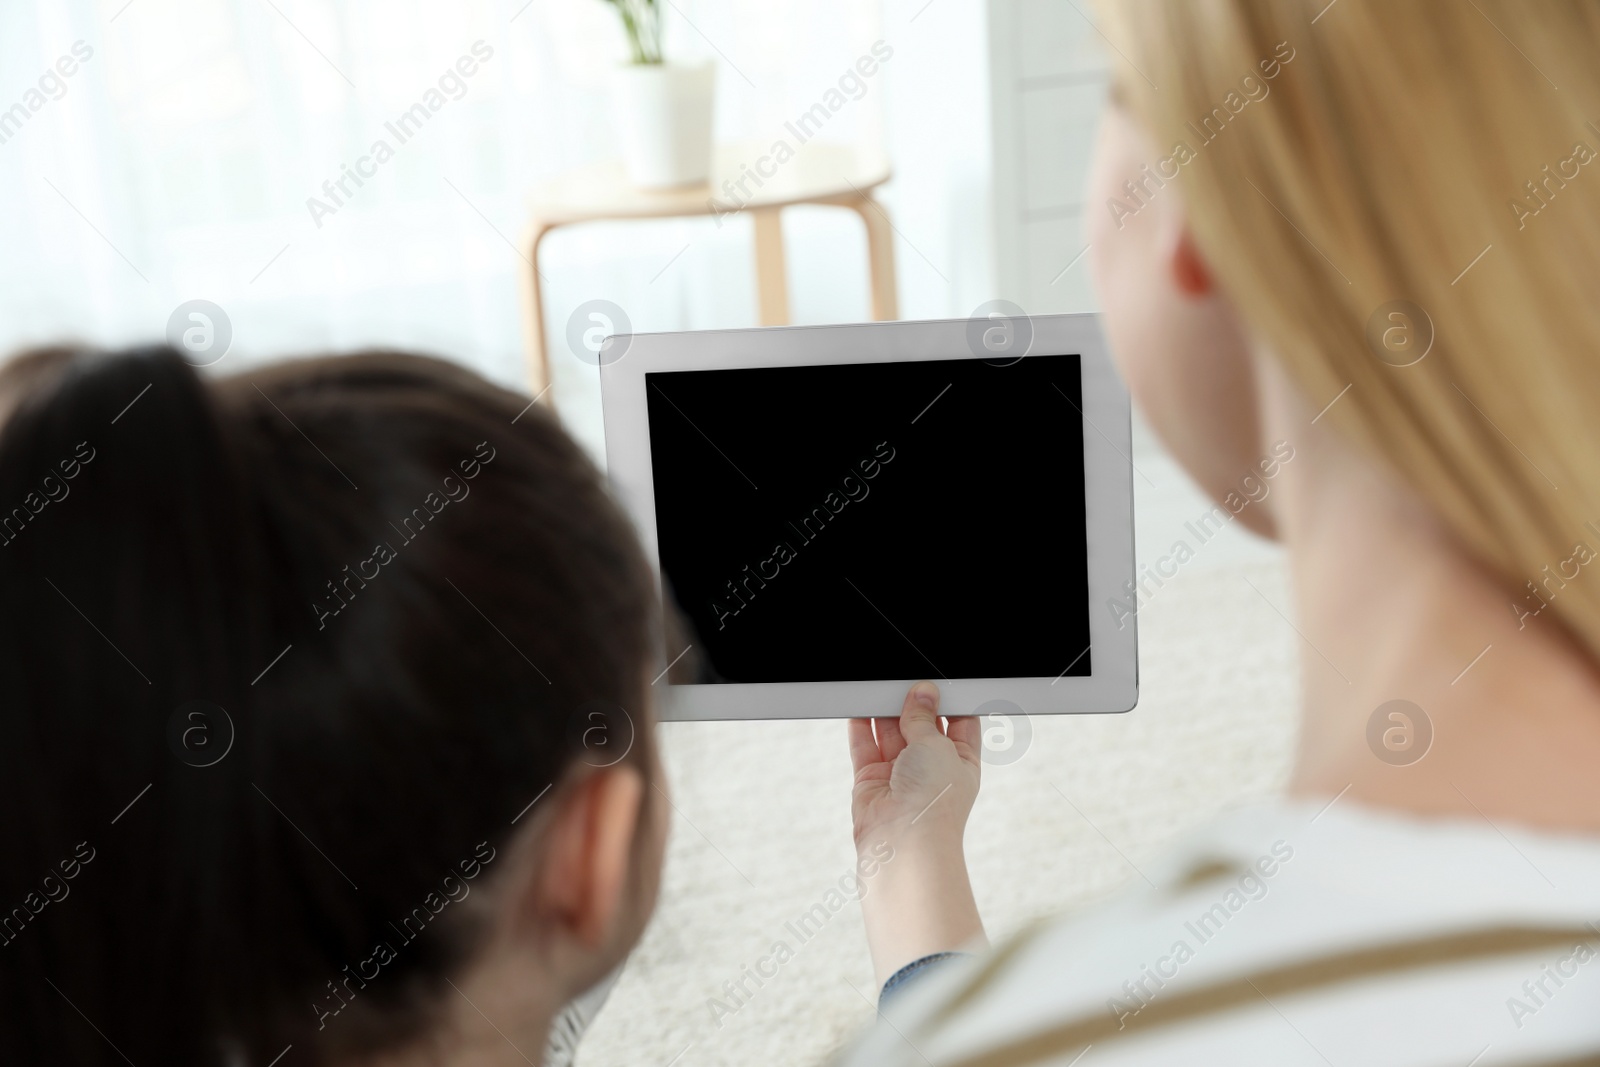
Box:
519;140;898;401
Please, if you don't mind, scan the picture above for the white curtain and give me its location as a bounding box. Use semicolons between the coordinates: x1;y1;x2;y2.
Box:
0;0;993;456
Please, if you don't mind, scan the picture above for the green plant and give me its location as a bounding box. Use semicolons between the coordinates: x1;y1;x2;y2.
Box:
603;0;662;64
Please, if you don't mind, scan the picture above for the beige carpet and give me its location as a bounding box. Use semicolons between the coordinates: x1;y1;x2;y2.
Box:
576;450;1302;1067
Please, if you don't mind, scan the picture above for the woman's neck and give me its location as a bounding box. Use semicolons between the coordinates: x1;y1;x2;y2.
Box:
1258;359;1600;833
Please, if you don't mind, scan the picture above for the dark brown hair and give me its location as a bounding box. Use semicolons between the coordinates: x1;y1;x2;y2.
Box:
0;345;660;1064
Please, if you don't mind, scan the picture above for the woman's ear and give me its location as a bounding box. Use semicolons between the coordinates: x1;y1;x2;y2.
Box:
534;765;646;948
1170;225;1216;297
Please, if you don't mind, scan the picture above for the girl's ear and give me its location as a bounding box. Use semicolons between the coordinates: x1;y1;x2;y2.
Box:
533;766;646;947
1170;225;1216;297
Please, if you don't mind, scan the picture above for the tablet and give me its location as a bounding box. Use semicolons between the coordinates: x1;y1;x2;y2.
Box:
599;313;1137;721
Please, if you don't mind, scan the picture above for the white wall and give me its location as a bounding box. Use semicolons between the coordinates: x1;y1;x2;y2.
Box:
0;0;998;460
988;0;1108;316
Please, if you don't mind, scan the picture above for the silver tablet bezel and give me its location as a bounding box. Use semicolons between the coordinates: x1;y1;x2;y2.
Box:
599;313;1137;721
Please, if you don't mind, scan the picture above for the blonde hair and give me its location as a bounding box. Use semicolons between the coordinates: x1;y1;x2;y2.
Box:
1097;0;1600;651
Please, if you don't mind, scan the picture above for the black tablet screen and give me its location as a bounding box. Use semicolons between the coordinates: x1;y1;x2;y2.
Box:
645;355;1092;683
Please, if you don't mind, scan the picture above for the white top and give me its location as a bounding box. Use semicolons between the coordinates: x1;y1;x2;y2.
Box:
836;799;1600;1067
525;141;891;224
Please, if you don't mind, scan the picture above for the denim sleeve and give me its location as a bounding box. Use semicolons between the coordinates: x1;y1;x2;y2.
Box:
879;951;973;1004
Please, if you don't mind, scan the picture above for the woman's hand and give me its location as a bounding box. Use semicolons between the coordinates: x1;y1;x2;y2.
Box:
848;681;988;989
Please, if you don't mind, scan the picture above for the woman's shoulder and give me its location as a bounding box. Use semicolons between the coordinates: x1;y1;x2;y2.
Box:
836;798;1600;1067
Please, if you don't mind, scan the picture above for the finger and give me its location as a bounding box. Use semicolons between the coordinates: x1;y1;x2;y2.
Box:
899;680;943;742
847;718;883;773
945;715;983;764
876;714;908;763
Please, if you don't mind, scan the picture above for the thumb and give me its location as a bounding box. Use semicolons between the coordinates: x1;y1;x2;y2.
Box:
899;681;943;741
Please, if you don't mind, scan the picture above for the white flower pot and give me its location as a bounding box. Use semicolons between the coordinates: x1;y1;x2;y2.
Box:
608;61;716;189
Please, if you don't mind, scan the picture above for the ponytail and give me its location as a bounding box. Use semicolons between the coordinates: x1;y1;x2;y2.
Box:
0;346;660;1065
